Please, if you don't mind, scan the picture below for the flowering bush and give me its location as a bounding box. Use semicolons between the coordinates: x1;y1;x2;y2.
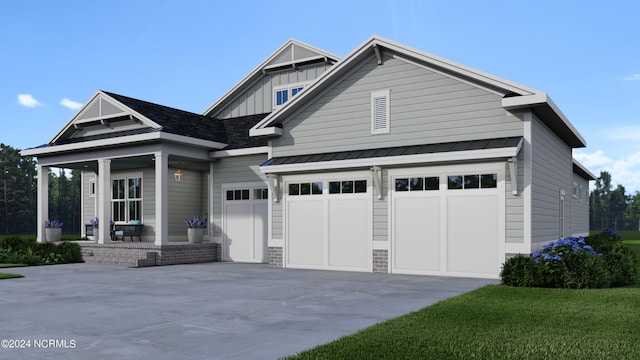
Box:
185;216;207;229
532;237;601;287
44;219;63;228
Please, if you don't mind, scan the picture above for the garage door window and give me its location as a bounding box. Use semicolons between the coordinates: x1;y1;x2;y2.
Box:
289;182;323;196
226;189;250;201
329;180;367;194
254;188;268;200
448;174;497;190
395;177;439;191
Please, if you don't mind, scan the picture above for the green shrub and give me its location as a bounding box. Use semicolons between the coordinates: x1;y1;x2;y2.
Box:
604;252;637;287
0;236;82;265
500;254;543;287
560;252;611;289
585;228;622;254
56;241;83;263
0;236;37;253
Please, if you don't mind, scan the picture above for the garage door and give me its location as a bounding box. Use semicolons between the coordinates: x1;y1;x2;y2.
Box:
223;186;268;263
285;177;371;272
392;170;503;277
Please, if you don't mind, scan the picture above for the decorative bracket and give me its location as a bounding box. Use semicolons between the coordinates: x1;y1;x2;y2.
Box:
373;44;383;65
508;156;518;195
267;174;280;203
370;166;383;199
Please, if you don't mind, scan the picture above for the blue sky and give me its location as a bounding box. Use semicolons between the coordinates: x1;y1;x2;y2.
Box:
2;1;639;192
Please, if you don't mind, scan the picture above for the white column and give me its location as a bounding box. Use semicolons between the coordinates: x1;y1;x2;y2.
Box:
36;165;49;243
155;152;168;245
97;158;111;244
208;161;215;242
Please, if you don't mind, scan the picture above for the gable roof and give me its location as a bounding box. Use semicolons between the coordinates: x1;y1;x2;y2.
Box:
202;39;340;118
49;90;227;145
250;35;586;148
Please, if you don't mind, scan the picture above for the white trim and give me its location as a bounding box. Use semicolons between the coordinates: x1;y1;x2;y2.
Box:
523;112;533;253
261;146;520;174
572;158;597;180
248;127;282;137
273;81;308;109
505;243;531;254
371;89;390;134
210;146;268;159
88;178;96;198
21;132;227;157
110;171;144;224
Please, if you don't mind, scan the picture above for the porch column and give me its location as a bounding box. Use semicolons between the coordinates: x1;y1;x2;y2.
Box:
97;158;111;244
208;161;214;242
155;152;168;245
36;164;49;243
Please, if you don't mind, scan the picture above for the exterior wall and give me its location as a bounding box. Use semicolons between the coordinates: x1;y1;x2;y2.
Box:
530;115;573;246
82;171;96;233
373;168;389;242
211;154;268;238
167;168;204;238
505;150;525;244
272;52;523;157
572;172;590;236
217;63;332;119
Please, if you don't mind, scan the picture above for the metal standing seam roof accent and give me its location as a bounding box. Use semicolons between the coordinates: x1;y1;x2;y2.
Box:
261;137;522;166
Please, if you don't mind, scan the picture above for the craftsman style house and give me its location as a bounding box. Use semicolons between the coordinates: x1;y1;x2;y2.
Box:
22;36;594;278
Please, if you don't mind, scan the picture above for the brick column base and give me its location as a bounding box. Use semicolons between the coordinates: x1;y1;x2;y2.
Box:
269;246;283;267
373;249;388;273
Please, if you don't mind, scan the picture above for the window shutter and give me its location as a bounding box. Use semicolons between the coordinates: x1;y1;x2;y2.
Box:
371;90;390;134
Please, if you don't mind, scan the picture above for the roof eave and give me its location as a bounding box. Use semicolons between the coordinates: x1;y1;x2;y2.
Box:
573;158;597;180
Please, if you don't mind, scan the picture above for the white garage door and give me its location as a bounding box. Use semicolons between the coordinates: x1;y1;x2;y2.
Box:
223;186;268;263
286;176;371;272
392;169;503;277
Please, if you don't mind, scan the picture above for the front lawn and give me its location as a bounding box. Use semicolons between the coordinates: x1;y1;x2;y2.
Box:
286;285;640;359
0;272;24;279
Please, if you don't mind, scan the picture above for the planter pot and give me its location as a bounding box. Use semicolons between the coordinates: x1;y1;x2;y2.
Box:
45;228;62;242
187;228;205;243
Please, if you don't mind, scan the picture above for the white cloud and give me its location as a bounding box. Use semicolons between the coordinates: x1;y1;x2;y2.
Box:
575;150;640;194
60;98;83;110
624;73;640;81
605;125;640;141
17;94;44;108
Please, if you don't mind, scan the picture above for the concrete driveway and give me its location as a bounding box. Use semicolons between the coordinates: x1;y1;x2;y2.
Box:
0;263;497;360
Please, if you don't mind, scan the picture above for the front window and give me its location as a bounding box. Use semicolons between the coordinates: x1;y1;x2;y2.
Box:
273;83;306;108
112;176;142;223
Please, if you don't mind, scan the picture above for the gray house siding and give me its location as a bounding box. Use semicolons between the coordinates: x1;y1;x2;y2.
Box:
217;63;332;119
271;53;523;158
531;115;573;245
81;171;95;230
211;154;268;237
572;173;589;236
272;195;283;240
374;168;389;242
505;150;525;244
167;168;204;237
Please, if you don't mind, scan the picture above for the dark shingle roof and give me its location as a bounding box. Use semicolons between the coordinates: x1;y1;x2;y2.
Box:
103;91;227;144
263;137;522;166
220;113;270;150
55;127;159;145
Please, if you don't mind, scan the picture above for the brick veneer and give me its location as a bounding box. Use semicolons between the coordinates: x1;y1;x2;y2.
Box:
79;242;220;267
268;246;283;267
372;249;388;273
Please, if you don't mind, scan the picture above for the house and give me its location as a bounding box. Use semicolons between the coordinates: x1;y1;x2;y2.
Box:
22;36;595;278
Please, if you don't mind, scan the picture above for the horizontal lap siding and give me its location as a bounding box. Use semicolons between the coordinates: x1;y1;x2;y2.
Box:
82;172;95;227
505;151;524;243
211;154;267;237
167;168;202;237
572;174;589;236
373;169;389;242
531;116;572;244
218;63;332;119
272;53;523;157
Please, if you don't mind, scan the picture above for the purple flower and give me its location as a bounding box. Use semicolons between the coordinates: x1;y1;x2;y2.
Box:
185;216;207;229
45;219;63;228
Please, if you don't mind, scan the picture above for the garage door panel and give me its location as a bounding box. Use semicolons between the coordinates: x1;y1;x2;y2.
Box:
288;200;324;266
253;203;268;262
447;195;499;274
393;197;441;272
328;199;369;269
226;204;252;261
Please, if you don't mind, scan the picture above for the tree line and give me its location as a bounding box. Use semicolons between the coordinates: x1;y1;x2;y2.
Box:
0;143;81;234
1;143;639;234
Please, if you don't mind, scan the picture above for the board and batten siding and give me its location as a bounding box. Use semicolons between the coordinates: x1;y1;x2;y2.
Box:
271;53;523;158
572;173;589;236
211;154;268;238
216;63;332;119
530;115;573;245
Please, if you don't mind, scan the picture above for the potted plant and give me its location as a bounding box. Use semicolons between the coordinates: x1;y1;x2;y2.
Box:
44;219;63;242
185;216;207;243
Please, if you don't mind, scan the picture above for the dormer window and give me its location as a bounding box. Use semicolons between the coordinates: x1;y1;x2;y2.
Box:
273;83;306;108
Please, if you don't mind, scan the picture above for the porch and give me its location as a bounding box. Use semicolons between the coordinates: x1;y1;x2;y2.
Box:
78;241;221;267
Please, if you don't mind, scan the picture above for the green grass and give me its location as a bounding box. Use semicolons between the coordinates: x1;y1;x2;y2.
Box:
0;264;27;268
0;272;23;279
286;285;640;360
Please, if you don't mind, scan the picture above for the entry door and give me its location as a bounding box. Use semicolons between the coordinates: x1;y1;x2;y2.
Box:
223;187;268;263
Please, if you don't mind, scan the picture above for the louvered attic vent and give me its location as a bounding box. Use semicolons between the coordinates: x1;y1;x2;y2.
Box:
371;89;390;134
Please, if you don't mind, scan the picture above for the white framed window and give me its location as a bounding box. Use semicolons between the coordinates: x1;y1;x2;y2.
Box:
447;174;497;190
111;174;142;223
573;182;579;198
371;89;390;134
273;82;306;108
89;179;96;198
288;182;323;196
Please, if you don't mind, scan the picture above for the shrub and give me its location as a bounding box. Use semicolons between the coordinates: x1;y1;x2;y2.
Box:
560;251;611;289
604;252;637;287
532;237;599;287
56;241;83;263
0;236;82;265
500;254;543;287
585;228;622;254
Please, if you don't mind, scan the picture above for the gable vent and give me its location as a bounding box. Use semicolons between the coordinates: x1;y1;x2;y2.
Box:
371;89;390;134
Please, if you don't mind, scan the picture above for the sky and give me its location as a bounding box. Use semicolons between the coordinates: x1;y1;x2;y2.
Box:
1;1;639;192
